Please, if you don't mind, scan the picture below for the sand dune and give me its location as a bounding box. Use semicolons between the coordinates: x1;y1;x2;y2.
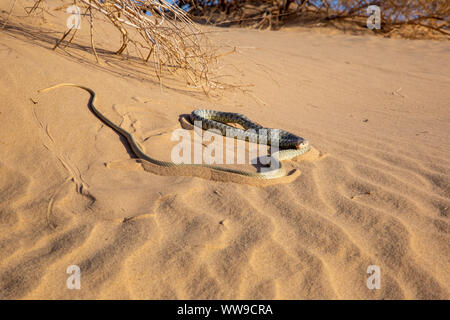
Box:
0;2;449;299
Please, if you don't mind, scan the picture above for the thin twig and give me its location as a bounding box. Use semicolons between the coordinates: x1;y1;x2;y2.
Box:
53;27;75;50
88;5;100;63
1;0;18;30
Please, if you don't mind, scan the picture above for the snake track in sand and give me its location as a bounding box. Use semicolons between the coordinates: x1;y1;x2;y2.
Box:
38;83;310;181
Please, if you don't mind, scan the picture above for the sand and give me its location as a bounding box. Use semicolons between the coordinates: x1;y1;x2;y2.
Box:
0;2;449;299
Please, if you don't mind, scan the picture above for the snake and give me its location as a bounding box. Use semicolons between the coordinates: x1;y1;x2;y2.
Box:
37;83;310;180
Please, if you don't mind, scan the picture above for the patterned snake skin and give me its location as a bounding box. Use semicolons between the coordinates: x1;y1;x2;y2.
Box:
190;109;310;161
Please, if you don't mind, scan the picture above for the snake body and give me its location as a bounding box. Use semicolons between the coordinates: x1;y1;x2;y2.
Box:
190;109;310;161
38;84;310;179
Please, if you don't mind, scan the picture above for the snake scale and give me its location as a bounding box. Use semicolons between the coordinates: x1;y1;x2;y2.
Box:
38;83;310;179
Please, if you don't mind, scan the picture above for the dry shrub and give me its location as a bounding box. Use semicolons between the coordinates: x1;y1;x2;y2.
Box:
25;0;223;92
175;0;449;39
